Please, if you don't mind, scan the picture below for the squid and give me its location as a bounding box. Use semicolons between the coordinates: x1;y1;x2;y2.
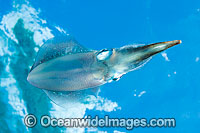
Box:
27;36;181;92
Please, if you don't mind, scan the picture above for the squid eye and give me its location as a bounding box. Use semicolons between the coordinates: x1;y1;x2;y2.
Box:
96;49;113;61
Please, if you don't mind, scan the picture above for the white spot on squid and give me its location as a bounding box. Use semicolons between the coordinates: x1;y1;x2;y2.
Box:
97;50;111;60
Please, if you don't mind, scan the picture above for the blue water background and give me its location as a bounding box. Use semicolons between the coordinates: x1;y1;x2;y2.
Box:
0;0;199;132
